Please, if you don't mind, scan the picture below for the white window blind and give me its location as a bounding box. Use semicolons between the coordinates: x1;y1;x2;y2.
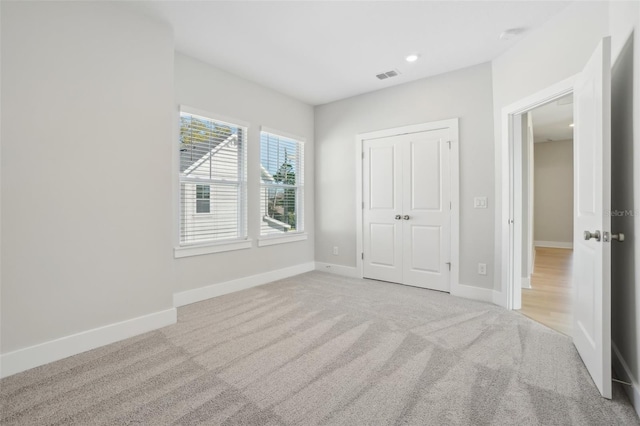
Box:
260;131;304;236
179;110;247;245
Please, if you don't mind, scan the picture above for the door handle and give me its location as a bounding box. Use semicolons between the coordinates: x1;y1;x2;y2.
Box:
403;215;410;220
584;230;601;241
603;231;625;242
611;233;625;242
395;215;402;220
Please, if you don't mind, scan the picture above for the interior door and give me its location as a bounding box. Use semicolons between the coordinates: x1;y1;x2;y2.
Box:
402;131;451;291
363;129;451;292
572;37;611;399
362;137;403;284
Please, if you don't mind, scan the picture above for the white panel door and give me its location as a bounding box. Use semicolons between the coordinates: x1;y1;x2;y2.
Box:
363;139;403;284
572;37;611;399
402;131;451;291
363;129;451;292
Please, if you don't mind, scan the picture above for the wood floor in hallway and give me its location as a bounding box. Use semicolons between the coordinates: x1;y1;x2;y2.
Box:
519;247;573;336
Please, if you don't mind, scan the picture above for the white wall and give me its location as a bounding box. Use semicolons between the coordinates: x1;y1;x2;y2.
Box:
315;63;495;289
1;2;175;354
533;140;574;244
173;54;315;293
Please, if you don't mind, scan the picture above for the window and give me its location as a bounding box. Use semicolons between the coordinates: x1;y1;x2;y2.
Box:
260;130;304;237
195;185;210;213
179;109;247;246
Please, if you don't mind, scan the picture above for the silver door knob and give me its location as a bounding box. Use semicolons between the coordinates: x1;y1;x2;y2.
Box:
403;215;410;220
611;232;625;242
584;230;601;241
395;215;402;220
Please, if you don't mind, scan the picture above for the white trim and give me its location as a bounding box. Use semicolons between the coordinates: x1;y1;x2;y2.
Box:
258;233;308;247
521;277;532;289
357;120;455;141
260;126;306;143
180;105;251;129
496;75;577;310
612;342;640;418
173;262;315;307
355;119;460;295
315;262;360;278
174;239;252;258
450;283;497;304
0;308;176;379
534;240;574;249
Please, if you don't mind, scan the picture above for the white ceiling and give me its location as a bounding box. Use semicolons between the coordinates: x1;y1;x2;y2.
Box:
128;1;571;106
531;94;574;143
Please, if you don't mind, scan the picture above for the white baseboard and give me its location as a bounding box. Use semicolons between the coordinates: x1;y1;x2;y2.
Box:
451;283;496;304
534;240;573;249
492;288;509;308
612;342;640;418
0;308;177;379
315;262;360;278
173;262;316;307
521;277;532;289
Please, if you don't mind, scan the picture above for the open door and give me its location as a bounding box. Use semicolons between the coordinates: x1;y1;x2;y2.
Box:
572;37;612;398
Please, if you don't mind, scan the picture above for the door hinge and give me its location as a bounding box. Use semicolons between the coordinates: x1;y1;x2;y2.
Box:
446;262;451;271
362;152;365;159
362;201;365;209
447;140;451;149
361;252;364;260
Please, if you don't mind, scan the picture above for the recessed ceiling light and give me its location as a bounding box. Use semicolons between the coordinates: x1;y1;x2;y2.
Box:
569;123;574;127
405;54;419;63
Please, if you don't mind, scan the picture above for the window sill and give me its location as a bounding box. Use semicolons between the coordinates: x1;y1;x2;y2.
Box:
257;233;308;247
174;239;252;258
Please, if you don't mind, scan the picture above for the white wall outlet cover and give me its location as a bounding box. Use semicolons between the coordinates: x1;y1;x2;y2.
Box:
478;263;487;275
474;197;488;208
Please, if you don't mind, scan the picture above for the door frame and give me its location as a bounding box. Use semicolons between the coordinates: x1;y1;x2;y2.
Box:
497;75;577;310
355;118;460;293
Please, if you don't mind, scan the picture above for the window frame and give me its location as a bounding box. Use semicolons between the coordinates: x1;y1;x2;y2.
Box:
258;127;307;247
174;106;251;258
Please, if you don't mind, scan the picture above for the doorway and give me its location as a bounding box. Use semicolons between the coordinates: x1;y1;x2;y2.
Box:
355;119;460;294
517;95;575;336
498;35;612;400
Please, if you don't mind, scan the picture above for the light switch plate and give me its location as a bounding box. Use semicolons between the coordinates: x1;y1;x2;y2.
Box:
474;197;488;209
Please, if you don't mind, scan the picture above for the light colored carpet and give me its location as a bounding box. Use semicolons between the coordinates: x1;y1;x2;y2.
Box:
1;271;638;425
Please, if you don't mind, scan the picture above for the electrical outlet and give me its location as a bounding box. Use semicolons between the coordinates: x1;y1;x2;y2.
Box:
478;263;487;275
333;246;339;256
474;197;488;209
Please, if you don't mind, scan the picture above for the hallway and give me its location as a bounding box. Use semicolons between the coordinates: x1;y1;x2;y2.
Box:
519;247;573;336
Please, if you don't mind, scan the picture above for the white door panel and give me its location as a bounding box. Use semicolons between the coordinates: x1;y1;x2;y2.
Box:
369;223;397;266
572;37;611;399
409;140;441;210
369;146;396;210
363;128;451;292
407;225;440;272
363;140;402;283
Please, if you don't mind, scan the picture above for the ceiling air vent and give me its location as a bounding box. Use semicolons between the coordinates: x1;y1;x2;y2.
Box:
376;69;400;80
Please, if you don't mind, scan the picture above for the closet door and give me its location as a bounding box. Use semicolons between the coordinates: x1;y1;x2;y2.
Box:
362;136;403;284
363;129;451;292
402;130;450;292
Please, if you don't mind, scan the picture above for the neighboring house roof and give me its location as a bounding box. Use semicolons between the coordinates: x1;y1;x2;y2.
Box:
262;215;291;232
261;165;275;183
182;134;237;176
